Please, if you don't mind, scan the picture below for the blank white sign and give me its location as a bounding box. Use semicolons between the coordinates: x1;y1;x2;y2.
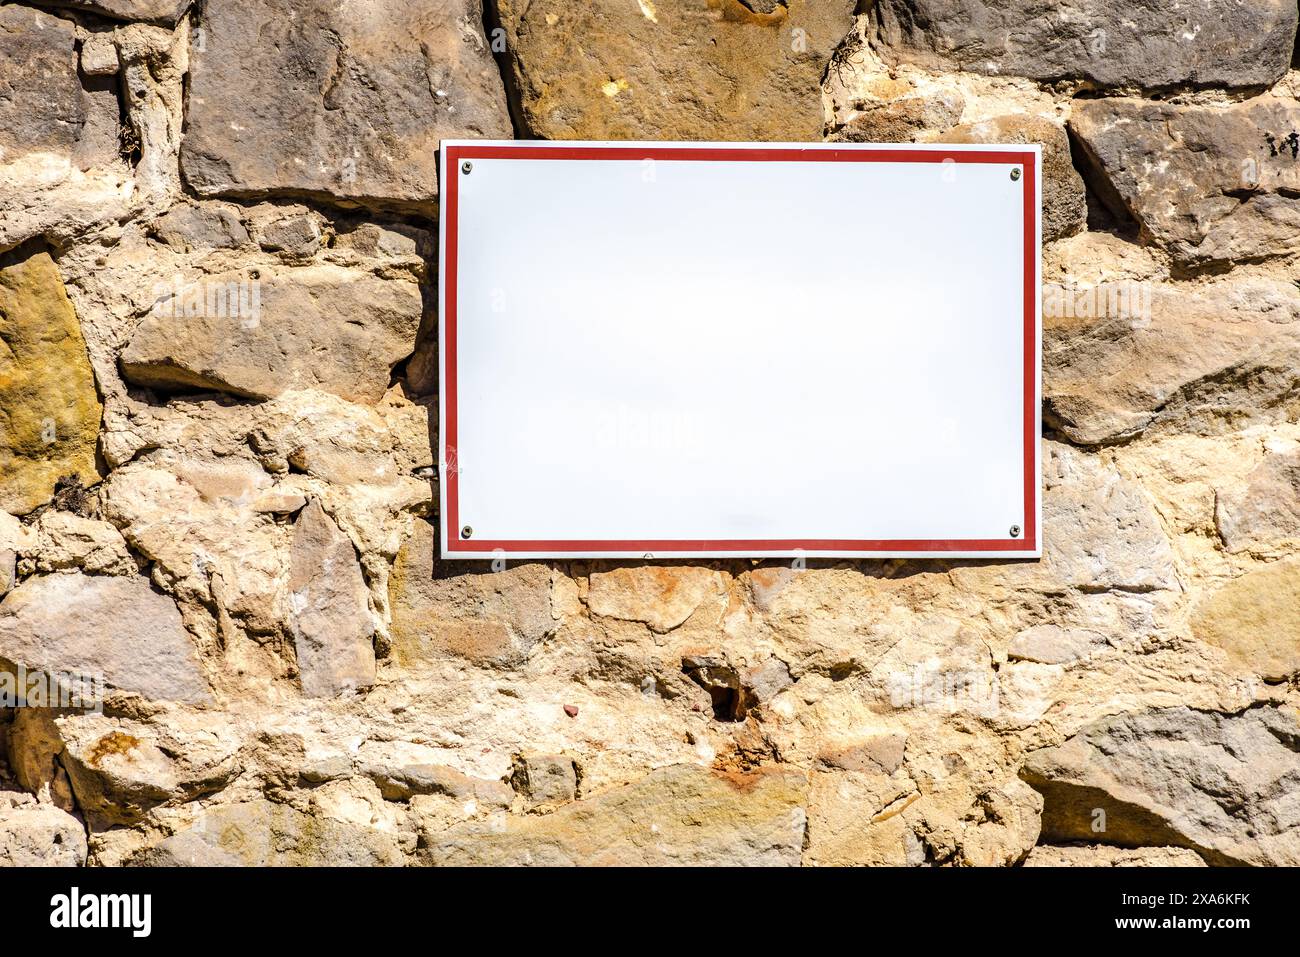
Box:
440;141;1040;559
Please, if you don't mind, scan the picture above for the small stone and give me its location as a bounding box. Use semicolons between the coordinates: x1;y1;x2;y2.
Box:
0;793;87;866
1192;559;1300;682
288;500;376;698
248;206;323;258
425;765;807;866
512;753;579;806
587;566;722;634
1024;844;1207;867
388;521;555;669
150;203;249;251
1008;625;1107;665
563;704;579;718
79;34;120;76
1215;450;1300;553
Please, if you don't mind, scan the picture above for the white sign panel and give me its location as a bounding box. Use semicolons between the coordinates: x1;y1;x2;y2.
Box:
440;141;1040;560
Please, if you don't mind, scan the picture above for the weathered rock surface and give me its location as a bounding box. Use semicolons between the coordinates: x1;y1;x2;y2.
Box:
289;500;376;697
872;0;1298;91
1216;450;1300;553
389;521;555;668
0;248;103;515
0;574;209;704
497;0;857;140
1044;279;1300;446
1192;560;1300;682
1070;97;1300;269
587;566;723;634
120;263;422;403
135;799;405;865
56;712;239;828
181;0;511;209
1023;706;1300;866
1024;844;1207;867
28;0;192;25
1008;625;1107;665
0;7;120;167
426;765;808;866
0;7;136;250
0;791;87;866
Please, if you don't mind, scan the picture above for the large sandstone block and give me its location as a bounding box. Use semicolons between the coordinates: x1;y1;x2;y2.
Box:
873;0;1297;91
0;574;210;704
1024;844;1206;867
1070;97;1300;269
497;0;856;140
0;248;102;515
1022;706;1300;866
119;264;422;403
425;765;807;865
1044;279;1300;445
181;0;511;209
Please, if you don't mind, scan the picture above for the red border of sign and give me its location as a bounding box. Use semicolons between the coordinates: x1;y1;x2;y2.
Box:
441;144;1038;555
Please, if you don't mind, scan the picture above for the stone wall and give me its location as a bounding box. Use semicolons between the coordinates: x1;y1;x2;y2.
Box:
1;0;1298;867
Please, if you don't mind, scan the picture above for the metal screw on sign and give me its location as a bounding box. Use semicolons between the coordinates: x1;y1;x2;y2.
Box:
462;161;473;175
1010;168;1021;181
643;553;654;560
1009;524;1021;538
461;525;473;539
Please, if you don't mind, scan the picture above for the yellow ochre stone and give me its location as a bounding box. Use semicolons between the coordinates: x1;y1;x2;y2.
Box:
0;247;102;515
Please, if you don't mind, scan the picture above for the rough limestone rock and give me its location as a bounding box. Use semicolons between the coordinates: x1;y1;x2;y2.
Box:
181;0;511;209
828;74;966;144
149;202;249;252
26;511;137;576
136;799;405;865
940;115;1084;243
28;0;192;25
1192;560;1300;682
0;248;103;515
512;753;579;807
0;792;87;866
0;574;210;704
0;7;133;251
587;566;724;634
389;520;555;668
289;500;376;698
497;0;857;140
1008;625;1107;665
120;264;422;403
55;712;239;828
1044;279;1300;446
1216;450;1300;553
1024;844;1207;867
872;0;1298;91
1070;97;1300;269
1022;706;1300;866
426;765;808;866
